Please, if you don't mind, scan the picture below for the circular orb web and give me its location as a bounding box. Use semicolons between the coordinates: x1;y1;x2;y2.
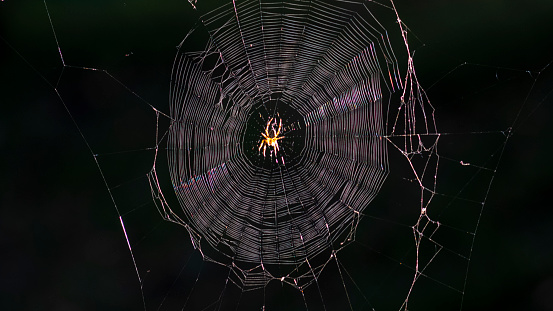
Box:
168;0;392;268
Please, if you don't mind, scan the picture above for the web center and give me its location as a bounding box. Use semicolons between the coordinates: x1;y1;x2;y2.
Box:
241;100;305;169
259;117;285;157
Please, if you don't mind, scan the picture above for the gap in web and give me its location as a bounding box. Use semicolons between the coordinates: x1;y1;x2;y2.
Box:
32;0;553;310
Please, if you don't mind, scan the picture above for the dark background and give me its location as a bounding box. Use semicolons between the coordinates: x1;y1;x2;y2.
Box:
1;0;552;310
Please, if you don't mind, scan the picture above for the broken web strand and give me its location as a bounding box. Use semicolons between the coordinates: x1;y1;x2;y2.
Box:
35;0;552;310
379;1;439;309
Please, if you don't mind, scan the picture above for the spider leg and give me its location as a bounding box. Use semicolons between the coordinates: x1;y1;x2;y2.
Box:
265;118;272;137
276;118;282;136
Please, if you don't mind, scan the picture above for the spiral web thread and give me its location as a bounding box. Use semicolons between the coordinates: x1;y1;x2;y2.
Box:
145;0;441;307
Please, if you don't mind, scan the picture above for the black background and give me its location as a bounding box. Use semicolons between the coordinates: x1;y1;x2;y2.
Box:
1;0;553;310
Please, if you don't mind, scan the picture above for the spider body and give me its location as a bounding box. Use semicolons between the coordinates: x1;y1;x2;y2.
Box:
258;117;284;157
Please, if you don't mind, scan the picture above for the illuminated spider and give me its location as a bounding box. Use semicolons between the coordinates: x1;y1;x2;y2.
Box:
258;117;284;157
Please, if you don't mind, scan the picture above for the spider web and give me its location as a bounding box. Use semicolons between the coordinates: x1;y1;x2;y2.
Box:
5;0;552;310
147;0;440;308
40;0;532;309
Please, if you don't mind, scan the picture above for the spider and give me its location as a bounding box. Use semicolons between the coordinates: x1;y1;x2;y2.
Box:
258;117;284;157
